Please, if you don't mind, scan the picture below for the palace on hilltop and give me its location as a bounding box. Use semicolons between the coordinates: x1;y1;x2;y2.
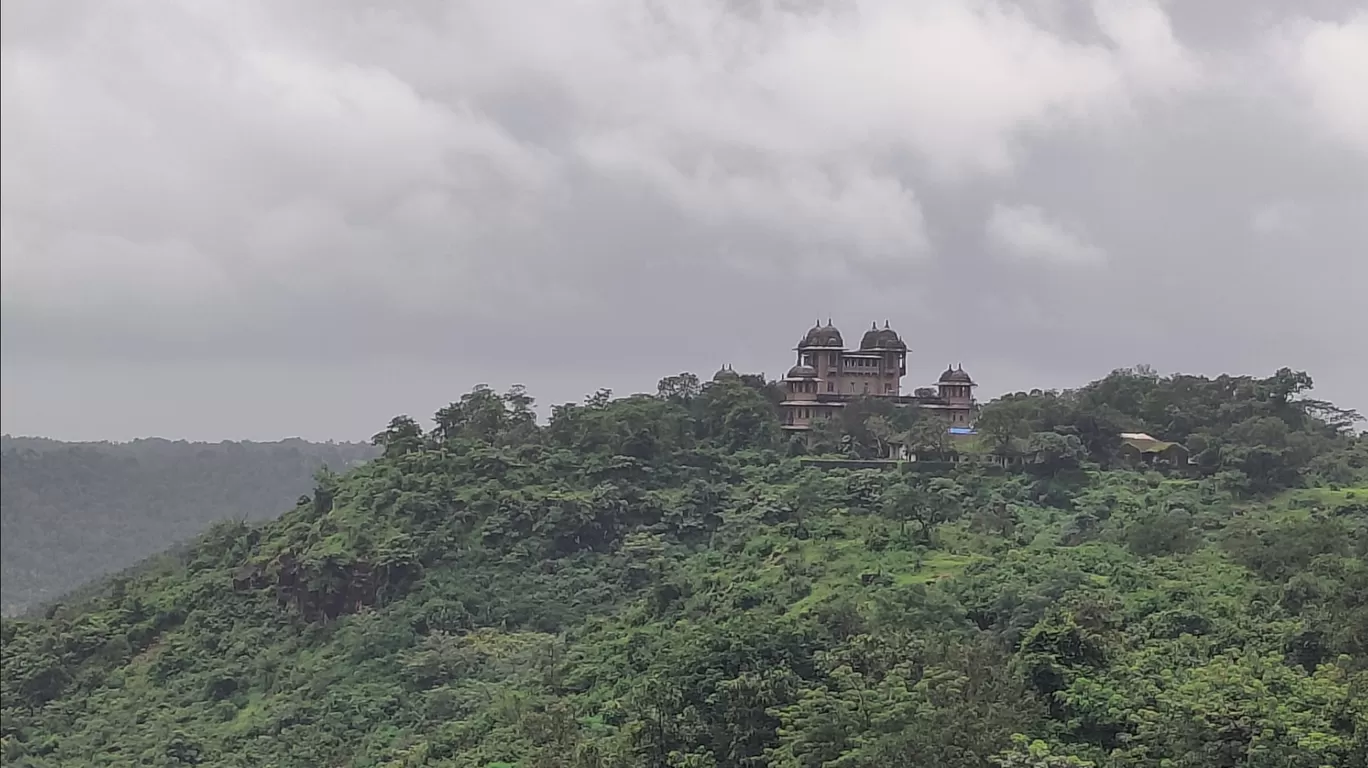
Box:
774;319;978;432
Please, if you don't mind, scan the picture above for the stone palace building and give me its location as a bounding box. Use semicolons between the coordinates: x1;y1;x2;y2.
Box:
776;320;978;432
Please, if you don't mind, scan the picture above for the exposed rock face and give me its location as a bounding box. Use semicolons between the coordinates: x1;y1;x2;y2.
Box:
233;551;419;621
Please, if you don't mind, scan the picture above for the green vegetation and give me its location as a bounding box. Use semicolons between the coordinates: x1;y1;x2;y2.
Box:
2;368;1365;767
0;437;377;615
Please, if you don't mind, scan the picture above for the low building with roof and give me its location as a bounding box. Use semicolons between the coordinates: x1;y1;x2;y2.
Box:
1119;433;1191;468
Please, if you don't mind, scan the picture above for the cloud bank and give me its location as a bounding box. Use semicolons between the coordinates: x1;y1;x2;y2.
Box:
2;0;1365;440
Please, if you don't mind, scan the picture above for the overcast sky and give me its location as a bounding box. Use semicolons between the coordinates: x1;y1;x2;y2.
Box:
2;0;1365;442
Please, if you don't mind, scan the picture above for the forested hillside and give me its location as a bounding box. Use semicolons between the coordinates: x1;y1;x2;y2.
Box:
0;438;378;616
2;368;1365;767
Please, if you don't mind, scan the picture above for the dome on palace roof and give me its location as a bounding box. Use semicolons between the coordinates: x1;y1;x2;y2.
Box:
786;363;818;379
800;319;844;348
859;323;881;349
713;364;742;382
860;321;907;351
939;364;974;384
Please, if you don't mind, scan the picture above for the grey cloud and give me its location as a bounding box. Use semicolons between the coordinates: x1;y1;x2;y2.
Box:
985;203;1105;265
2;0;1365;441
1273;11;1368;154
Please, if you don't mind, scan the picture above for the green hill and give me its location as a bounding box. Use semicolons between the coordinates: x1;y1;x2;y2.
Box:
2;369;1365;767
0;438;378;616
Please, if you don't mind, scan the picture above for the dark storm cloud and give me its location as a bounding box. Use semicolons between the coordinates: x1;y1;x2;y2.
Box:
2;0;1365;440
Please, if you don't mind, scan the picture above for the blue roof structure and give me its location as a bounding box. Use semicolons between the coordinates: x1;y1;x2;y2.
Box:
947;427;976;435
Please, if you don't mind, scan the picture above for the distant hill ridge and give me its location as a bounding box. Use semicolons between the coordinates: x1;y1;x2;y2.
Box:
0;434;372;454
0;436;379;615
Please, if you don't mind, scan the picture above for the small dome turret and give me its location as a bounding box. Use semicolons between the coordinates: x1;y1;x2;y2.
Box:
713;364;742;382
939;364;974;384
786;363;818;379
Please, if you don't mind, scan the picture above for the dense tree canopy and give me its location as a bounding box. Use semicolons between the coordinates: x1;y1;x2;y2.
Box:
1;367;1364;767
974;367;1363;491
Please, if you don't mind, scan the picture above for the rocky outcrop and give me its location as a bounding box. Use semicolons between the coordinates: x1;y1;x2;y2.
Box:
232;551;419;622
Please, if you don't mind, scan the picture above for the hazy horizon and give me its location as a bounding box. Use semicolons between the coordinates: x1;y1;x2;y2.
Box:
3;358;1360;445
